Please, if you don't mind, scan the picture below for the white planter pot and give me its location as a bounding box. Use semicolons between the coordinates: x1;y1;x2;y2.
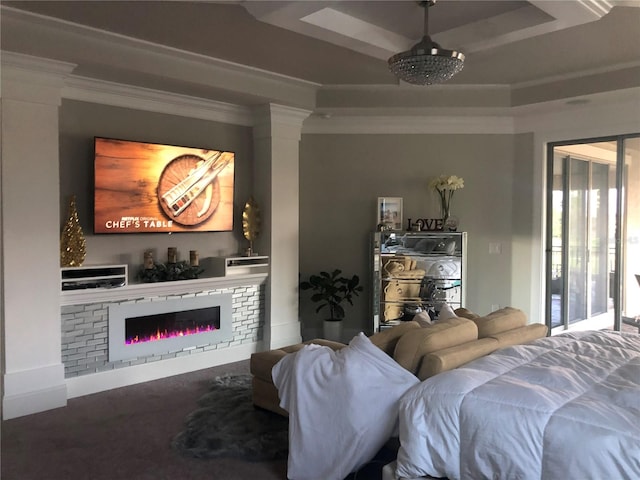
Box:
323;320;343;342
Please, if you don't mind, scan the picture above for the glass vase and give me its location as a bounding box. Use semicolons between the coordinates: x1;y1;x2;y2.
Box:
440;201;450;224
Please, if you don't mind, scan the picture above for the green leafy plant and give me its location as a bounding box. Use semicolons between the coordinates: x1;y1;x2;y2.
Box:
300;269;363;321
137;261;204;283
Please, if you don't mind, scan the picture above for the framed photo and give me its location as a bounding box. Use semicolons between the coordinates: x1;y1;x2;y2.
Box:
377;197;403;230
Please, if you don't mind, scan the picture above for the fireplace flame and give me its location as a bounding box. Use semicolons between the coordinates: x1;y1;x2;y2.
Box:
125;324;218;345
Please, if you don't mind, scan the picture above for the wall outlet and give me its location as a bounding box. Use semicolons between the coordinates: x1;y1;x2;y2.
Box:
488;243;502;254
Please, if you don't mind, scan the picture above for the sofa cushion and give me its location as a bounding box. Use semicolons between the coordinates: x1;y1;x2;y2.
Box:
472;307;527;338
490;323;548;347
413;311;432;327
454;307;479;319
437;303;458;321
418;337;499;380
393;317;478;374
369;321;420;356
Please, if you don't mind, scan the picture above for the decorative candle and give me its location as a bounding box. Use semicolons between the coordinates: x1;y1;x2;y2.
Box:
144;251;154;270
167;247;177;264
190;250;199;267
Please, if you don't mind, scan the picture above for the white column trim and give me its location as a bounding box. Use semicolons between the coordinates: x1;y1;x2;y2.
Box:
252;103;311;349
253;103;313;140
1;51;71;419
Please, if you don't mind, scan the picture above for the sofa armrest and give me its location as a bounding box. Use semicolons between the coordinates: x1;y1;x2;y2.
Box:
417;337;499;381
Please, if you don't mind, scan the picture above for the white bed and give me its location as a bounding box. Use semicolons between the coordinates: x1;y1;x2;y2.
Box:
395;330;640;480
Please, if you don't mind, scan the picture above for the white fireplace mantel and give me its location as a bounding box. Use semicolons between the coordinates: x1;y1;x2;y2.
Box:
60;273;268;306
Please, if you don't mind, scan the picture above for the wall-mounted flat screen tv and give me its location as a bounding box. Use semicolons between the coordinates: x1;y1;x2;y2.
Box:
94;137;235;234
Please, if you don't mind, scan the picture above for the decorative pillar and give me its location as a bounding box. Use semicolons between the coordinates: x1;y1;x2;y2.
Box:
1;52;76;418
252;104;311;349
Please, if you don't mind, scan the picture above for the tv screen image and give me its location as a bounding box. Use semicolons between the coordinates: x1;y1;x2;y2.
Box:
94;137;235;234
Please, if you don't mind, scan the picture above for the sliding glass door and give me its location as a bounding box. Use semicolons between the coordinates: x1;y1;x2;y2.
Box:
620;136;640;332
546;134;640;333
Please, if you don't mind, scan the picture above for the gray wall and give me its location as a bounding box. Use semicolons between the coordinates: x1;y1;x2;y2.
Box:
59;100;254;277
58;99;530;338
299;133;519;337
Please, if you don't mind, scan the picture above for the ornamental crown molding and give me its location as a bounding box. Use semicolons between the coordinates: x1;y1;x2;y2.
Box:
0;6;319;110
63;75;254;127
1;51;77;104
1;50;77;77
252;104;313;141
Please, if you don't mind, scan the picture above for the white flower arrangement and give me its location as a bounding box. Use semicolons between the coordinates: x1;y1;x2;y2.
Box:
430;175;464;220
429;175;465;192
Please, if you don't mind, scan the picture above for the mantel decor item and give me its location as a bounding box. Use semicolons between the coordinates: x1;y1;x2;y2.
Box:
377;197;403;231
60;194;87;267
300;269;363;342
430;175;464;230
242;196;261;256
138;249;204;283
388;0;465;85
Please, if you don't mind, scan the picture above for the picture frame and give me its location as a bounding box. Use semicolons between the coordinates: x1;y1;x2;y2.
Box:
377;197;403;230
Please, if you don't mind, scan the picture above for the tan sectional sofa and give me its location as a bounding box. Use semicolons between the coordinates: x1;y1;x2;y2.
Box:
250;307;548;416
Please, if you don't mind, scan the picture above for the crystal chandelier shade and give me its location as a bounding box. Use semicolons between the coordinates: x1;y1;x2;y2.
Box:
388;1;465;85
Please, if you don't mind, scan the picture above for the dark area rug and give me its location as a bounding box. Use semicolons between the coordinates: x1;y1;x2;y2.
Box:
172;374;289;461
172;372;399;479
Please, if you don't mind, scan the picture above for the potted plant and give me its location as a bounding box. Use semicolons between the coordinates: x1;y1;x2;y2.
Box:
300;269;363;341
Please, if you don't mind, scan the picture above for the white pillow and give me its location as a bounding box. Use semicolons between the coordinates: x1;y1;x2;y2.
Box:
437;302;458;321
272;332;419;480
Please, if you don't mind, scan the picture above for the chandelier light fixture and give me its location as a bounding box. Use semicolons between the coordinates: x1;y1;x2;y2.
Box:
388;0;465;85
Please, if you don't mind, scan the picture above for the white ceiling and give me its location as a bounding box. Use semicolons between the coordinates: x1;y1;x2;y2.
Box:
1;0;639;109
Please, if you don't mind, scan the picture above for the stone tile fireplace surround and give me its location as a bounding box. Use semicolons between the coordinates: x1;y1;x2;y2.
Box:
60;275;267;398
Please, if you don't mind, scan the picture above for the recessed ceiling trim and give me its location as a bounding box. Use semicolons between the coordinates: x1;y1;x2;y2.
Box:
300;8;409;55
511;60;640;89
243;1;623;62
530;0;613;23
303;114;515;135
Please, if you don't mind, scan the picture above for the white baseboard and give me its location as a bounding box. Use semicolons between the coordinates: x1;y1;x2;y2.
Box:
65;341;260;399
2;363;67;419
3;384;67;420
269;321;302;349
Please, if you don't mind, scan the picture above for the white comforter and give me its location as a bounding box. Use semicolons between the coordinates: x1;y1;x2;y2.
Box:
396;330;640;480
272;332;419;480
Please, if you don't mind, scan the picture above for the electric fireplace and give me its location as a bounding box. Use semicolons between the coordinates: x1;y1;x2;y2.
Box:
108;294;233;362
125;307;220;344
